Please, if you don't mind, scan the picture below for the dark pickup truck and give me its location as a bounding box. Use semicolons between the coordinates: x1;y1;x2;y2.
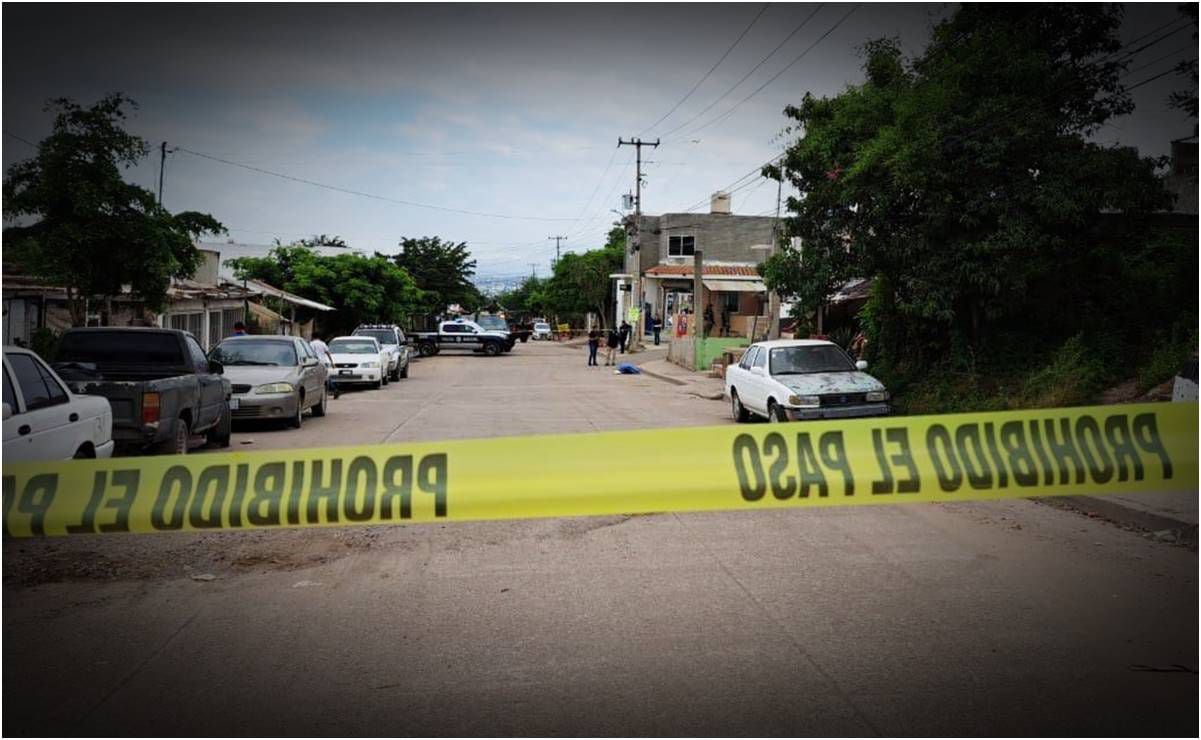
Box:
475;313;531;343
52;328;232;455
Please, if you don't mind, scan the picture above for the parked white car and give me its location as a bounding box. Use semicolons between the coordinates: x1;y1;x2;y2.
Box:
3;346;115;461
725;339;891;423
1172;355;1198;402
532;322;553;340
327;336;389;389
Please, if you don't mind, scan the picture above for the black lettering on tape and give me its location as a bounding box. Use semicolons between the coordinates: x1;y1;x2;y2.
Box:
100;470;140;533
248;462;286;526
982;423;1008;488
1103;414;1142;482
927;425;963;492
417;454;448;517
1132;413;1173;480
888;428;920;493
871;429;894;494
228;465;249;528
380;456;413;519
1075;416;1114;484
763;432;796;500
344;457;377;522
3;476;15;538
16;474;57;537
999;421;1038;487
286;460;306;525
189;466;229;529
67;471;107;534
307;459;343;524
1043;418;1086;485
818;431;855;496
1028;420;1055;486
955;424;993;490
733;435;767;501
796;433;828;498
152;466;191;530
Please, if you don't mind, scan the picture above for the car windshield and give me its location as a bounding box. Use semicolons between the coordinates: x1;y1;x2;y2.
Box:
210;340;297;366
330;339;378;354
769;345;856;375
476;316;507;330
354;329;397;346
534;323;550;331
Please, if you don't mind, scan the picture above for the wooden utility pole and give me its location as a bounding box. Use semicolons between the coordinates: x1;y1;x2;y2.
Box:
768;176;783;340
158;141;168;205
548;235;566;268
618;136;659;351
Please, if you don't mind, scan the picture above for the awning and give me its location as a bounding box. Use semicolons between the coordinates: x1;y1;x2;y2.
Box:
702;278;766;293
243;279;335;311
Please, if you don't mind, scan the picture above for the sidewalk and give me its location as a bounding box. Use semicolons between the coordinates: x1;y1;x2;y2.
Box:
637;353;726;399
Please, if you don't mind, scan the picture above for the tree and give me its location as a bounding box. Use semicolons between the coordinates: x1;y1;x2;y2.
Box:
1168;4;1198;122
227;245;422;335
538;226;625;326
299;234;348;248
393;237;483;314
761;6;1170;366
3;95;226;325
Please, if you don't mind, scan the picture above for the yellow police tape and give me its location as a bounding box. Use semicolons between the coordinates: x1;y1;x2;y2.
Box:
2;402;1196;537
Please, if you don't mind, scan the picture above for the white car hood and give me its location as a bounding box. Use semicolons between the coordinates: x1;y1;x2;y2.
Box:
330;353;378;364
775;371;885;395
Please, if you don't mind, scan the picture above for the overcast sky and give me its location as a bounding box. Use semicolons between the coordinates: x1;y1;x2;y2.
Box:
3;3;1195;277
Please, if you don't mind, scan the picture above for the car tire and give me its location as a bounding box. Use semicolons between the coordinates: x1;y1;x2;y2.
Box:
311;388;327;417
382;372;388;386
483;342;500;356
375;377;384;390
207;406;233;447
731;390;750;423
768;401;787;423
158;418;190;455
418;343;436;357
520;336;528;343
400;364;409;379
73;444;95;459
288;394;304;429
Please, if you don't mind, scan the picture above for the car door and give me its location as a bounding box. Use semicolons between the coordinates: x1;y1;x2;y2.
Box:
728;345;757;402
4;351;81;460
747;346;772;414
185;335;223;430
299;340;325;398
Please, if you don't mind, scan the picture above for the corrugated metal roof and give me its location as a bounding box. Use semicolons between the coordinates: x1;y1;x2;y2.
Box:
242;279;335;312
644;264;760;277
702;278;766;292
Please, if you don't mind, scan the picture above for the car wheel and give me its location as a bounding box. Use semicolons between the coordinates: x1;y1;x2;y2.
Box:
520;336;528;343
311;388;327;417
768;401;787;423
288;394;304;429
400;364;409;379
73;444;95;459
731;390;750;423
382;372;388;386
483;342;500;356
207;406;233;447
418;343;435;357
375;376;384;389
158;418;190;455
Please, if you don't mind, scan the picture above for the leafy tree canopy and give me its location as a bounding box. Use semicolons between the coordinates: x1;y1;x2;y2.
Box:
393;236;483;314
227;245;422;335
761;4;1172;362
3;94;226;323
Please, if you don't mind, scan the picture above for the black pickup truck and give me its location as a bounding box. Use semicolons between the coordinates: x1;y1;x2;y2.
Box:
52;328;232;455
410;320;514;357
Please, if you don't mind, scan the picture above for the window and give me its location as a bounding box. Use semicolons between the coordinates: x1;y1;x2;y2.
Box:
185;335;209;373
739;347;758;370
3;367;16;410
168;312;204;342
721;292;740;315
7;352;68;411
211;340;298;367
752;347;768;370
668;235;696;257
443;324;464;334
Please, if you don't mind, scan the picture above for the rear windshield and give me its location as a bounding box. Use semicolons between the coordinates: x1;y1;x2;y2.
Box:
353;329;397;346
57;331;184;365
476;316;507;330
330;339;378;354
210;340;298;366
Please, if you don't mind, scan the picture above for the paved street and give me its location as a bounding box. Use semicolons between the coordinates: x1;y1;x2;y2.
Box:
3;341;1197;736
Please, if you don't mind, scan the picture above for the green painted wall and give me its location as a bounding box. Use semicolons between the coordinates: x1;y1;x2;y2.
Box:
695;337;749;371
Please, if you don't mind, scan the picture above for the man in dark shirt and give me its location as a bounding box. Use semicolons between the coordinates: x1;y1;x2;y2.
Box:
605;327;620;366
618;321;631;353
587;329;600;366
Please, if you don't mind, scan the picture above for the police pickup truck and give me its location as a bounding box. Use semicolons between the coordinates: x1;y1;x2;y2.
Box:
410;320;514;357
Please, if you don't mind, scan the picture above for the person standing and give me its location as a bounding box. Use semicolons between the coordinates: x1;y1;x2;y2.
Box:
605;326;620;366
309;335;339;399
703;305;714;336
232;321;248;337
720;303;730;337
652;314;662;346
587;329;600;367
618;321;631;353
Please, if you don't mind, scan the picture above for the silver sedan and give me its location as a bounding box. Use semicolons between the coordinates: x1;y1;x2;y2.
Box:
209;336;329;428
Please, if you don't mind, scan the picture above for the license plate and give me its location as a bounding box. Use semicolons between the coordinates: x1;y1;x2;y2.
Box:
228;398;240;410
339;369;353;376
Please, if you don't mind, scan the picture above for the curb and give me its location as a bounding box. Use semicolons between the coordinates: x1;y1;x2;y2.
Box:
636;366;689;386
1039;495;1199;547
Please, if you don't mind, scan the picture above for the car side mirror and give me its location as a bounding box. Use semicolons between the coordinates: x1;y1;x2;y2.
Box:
302;356;318;367
856;360;868;371
2;402;12;420
207;360;224;375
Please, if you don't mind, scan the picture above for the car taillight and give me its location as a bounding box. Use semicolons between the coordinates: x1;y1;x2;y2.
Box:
142;392;161;424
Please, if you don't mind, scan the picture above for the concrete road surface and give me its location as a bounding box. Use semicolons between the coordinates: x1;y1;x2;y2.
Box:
3;341;1197;736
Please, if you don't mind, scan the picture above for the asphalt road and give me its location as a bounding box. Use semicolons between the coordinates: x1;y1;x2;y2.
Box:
3;341;1197;736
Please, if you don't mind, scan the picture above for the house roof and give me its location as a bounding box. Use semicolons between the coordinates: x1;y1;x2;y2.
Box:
240;278;335;312
644;264;761;278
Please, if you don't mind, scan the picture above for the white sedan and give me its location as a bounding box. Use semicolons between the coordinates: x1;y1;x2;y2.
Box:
532;322;553;340
328;336;389;389
3;346;114;461
725;339;891;423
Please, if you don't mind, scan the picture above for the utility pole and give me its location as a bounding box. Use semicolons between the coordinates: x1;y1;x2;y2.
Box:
529;263;538;279
548;235;566;267
617;136;659;351
158;141;169;206
768;176;783;340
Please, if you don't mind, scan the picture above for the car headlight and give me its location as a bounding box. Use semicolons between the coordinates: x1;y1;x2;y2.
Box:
361;361;380;368
255;382;294;394
787;394;821;407
866;390;890;402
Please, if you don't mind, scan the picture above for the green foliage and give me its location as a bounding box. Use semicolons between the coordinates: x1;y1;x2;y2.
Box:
393;237;483;314
3;95;226;323
536;226;625;326
1169;4;1199;120
227;245;422;335
494;276;548;317
29;327;61;361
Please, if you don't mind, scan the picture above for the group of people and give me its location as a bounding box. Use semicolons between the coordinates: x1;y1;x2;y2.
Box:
586;321;630;367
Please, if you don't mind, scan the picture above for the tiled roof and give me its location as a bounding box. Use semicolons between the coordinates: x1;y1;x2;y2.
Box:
644;264;760;277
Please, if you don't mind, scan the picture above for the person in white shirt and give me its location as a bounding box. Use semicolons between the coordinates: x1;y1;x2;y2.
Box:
309;336;339;399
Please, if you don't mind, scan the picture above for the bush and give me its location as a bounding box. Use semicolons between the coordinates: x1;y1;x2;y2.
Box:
29;328;61;361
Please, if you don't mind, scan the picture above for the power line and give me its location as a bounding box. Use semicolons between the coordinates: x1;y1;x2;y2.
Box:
4;131;38;148
641;3;771;136
174;146;578;222
1122;42;1197;78
1125;62;1196;93
657;4;826;141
